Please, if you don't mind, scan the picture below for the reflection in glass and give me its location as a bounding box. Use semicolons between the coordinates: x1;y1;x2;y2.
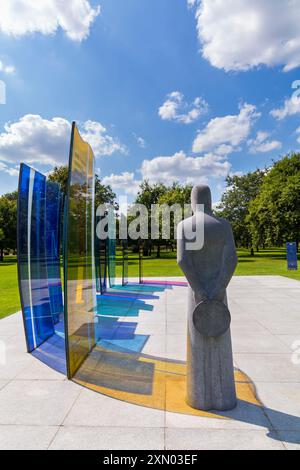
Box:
122;239;128;286
46;181;63;324
64;123;97;378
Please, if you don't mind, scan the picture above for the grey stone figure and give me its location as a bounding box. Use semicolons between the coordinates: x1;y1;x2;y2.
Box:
177;185;237;411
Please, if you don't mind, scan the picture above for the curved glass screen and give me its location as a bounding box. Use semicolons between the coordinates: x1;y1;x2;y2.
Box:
64;123;97;378
17;164;54;352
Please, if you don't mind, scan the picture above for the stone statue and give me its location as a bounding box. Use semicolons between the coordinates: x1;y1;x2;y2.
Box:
177;185;237;411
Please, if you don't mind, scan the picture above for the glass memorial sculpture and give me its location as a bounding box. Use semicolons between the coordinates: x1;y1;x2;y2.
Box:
63;123;97;379
17;122;145;388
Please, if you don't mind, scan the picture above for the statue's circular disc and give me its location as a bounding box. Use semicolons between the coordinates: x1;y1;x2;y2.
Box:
192;300;231;338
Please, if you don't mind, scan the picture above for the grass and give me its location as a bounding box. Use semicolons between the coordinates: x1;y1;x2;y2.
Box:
0;256;20;320
117;247;300;280
0;247;299;319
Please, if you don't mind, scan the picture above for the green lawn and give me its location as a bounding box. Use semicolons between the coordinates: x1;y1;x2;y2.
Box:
0;256;20;320
0;247;299;319
118;247;300;280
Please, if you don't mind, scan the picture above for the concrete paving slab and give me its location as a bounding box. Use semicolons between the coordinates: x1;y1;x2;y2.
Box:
232;332;291;354
255;382;300;431
234;354;300;382
0;380;81;425
165;399;271;430
1;276;300;449
275;335;300;350
0;380;9;391
64;388;165;428
278;431;300;449
266;322;300;335
15;359;66;381
49;426;165;450
0;425;59;450
165;428;285;450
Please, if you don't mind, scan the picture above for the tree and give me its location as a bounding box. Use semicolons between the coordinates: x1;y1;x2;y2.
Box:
215;170;265;252
157;182;193;251
248;153;300;250
48;166;69;195
48;165;116;207
135;180;168;257
95;174;116;208
0;192;17;261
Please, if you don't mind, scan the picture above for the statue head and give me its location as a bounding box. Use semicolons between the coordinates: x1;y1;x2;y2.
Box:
191;185;212;214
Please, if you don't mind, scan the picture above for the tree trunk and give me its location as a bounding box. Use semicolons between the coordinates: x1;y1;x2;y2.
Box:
0;248;3;262
250;248;254;257
156;242;161;258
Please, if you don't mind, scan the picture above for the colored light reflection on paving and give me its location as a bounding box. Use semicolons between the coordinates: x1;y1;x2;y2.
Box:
74;347;261;419
73;281;261;418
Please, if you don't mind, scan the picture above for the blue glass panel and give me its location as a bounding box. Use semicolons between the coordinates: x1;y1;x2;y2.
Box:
46;181;63;324
17;164;54;352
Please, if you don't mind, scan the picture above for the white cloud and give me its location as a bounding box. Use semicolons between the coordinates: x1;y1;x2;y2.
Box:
102;172;141;195
81;120;127;157
192;103;260;153
248;131;281;153
158;91;208;124
187;0;197;8
133;133;146;149
141;150;231;186
0;161;19;176
270;97;300;120
0;60;15;75
295;127;300;144
0;0;101;42
190;0;300;72
0;115;126;174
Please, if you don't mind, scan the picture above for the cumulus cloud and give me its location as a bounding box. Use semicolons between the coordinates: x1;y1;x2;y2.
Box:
270;97;300;120
0;60;15;75
141;151;231;186
0;161;19;177
158;91;208;124
189;0;300;72
102;172;141;195
248;131;282;154
0;115;126;174
192;103;260;153
0;0;101;42
81;120;127;157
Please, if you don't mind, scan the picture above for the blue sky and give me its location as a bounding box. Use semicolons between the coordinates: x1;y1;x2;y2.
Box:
1;0;300;203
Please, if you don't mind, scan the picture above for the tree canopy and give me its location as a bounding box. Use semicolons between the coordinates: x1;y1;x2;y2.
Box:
247;153;300;248
48;165;116;207
0;191;18;261
215;170;265;249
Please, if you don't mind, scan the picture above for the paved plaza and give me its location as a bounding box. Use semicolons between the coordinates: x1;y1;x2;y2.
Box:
0;276;300;450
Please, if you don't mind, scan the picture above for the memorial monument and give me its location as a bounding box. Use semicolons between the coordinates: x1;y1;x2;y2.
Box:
177;185;237;411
